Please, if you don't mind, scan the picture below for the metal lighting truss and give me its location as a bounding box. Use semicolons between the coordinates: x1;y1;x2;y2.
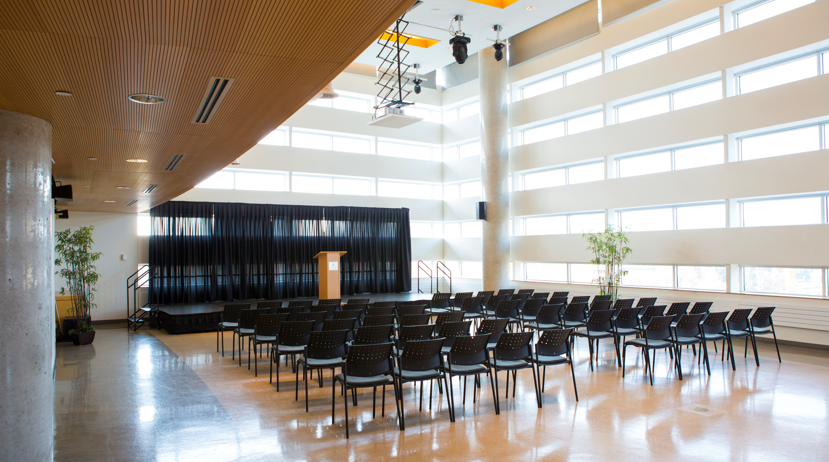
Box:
374;17;415;117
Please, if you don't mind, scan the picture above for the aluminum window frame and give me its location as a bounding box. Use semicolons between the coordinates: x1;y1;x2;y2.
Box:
614;140;725;177
613;78;722;124
616;200;727;232
734;48;826;95
738;192;829;227
612;19;720;70
520;111;604;146
519;60;602;101
736;121;827;161
740;264;828;297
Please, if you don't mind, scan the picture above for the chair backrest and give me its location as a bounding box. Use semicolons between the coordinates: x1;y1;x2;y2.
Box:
238;309;260;329
666;302;690;322
453;292;473;303
690;301;713;314
318;298;342;306
434;311;464;328
552;291;569;298
398;324;435;351
334;309;363;321
277;320;314;346
344;343;394;378
643;316;673;341
399;314;431;326
367;306;395;316
497;288;515;297
494;332;534;361
399;300;429;307
485;293;508;309
288;300;313;309
371;301;397;308
548;296;568;307
674;313;705;338
362;314;395;327
346;298;370;305
432;292;452;301
437;321;472;349
640;305;667;324
256;301;283;310
309;304;336;320
585;309;614;333
536;304;563;325
222;304;247;323
750;306;776;328
532;292;550;301
701;311;728;335
431;292;451;308
592;294;612;304
636;297;657;307
322;318;357;335
612;299;635;312
570;295;590;304
517;289;534;296
353;325;395;345
276;306;304;321
590;300;612;312
535;328;572;357
727;309;752;331
494;299;520;319
296;311;325;330
613;308;639;329
306;330;348;360
460;296;484;314
521;298;546;317
510;292;531;311
255;313;288;336
397;305;427;317
476;291;494;300
449;335;490;366
346;303;369;313
563;303;588;323
477;318;509;344
399;338;445;371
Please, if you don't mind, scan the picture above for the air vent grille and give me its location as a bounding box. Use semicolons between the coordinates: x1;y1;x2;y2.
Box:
126;199;138;206
164;154;185;171
143;184;158;194
192;77;234;124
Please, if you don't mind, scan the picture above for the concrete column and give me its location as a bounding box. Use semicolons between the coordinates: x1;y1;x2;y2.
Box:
0;110;54;461
479;46;511;291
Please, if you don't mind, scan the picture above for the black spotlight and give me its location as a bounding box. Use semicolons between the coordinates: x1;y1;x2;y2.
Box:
450;35;471;65
493;42;505;62
413;78;422;94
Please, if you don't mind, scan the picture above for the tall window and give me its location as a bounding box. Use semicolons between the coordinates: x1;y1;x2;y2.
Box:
443;101;480;123
404;104;442;123
137;214;151;236
737;51;823;95
522;112;603;145
520;161;604;190
520;262;726;291
444;181;482;199
195;170;288;192
307;91;374;113
377;140;441;161
743;266;824;296
741;194;827;227
616;142;724;177
410;221;443;238
525;262;568;282
615;80;721;124
520;61;602;100
614;20;720;70
377;180;442;200
617;203;726;231
443;140;481;161
292;129;373;154
520;212;605;236
292;174;373;195
735;0;815;29
258;127;288;146
738;123;824;161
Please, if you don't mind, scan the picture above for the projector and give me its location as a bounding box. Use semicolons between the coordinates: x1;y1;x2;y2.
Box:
368;107;422;129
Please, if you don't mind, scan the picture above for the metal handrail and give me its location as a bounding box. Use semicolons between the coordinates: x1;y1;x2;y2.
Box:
417;260;433;294
436;261;452;294
127;265;157;329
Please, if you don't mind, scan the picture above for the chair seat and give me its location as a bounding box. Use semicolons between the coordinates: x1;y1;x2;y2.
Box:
672;336;702;345
532;355;569;366
562;321;585;328
486;342;497;350
237;328;254;334
752;327;773;335
277;345;306;354
524;322;559;330
483;310;496;316
727;329;751;338
429;309;450;315
254;335;276;342
493;359;532;370
463;313;483;319
220;322;238;328
522;315;537;321
301;357;344;368
445;364;488;375
702;333;726;342
614;327;639;336
396;369;443;381
625;338;671;348
334;373;393;387
573;331;614;340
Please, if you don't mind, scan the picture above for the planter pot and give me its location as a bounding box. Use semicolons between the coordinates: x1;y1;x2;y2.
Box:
71;331;96;345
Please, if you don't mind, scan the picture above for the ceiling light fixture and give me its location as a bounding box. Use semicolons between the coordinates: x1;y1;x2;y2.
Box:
55;91;72;96
87;157;98;161
526;6;536;11
128;94;165;104
104;200;115;203
116;186;131;190
431;9;440;13
84;185;91;188
492;25;506;62
449;15;471;65
125;159;148;163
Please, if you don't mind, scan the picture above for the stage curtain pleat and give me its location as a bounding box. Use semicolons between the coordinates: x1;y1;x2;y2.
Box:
148;201;411;304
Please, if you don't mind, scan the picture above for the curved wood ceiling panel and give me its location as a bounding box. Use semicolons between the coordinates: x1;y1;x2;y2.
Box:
0;0;415;212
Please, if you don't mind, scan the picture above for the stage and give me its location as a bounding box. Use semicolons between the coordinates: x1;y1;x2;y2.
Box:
153;293;427;334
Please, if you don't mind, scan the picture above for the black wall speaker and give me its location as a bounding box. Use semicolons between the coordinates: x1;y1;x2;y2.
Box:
476;201;487;220
52;184;73;202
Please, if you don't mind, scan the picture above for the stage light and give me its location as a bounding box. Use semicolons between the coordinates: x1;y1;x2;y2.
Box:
413;79;422;94
450;35;471;65
493;43;505;61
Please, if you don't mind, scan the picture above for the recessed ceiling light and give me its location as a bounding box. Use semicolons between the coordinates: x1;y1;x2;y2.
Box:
128;94;165;104
87;157;98;161
104;200;115;203
526;6;536;10
431;9;440;13
116;186;131;190
55;91;72;96
84;185;91;188
125;159;148;163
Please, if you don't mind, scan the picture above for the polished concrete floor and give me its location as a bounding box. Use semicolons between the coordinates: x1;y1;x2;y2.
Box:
54;326;829;461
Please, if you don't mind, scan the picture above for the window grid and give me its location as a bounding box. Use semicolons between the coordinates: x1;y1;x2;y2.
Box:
519;212;606;236
519;161;605;190
737;122;827;161
617;202;726;232
615;141;725;177
614;79;721;124
521;262;728;292
739;193;829;227
741;265;828;297
520;61;602;101
521;111;603;145
735;48;826;95
734;0;815;29
613;19;720;70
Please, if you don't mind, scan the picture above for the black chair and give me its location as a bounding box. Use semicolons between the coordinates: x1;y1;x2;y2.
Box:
623;316;677;386
297;330;348;412
561;302;588;330
437;320;472;354
524;304;564;331
552;291;569;298
669;313;707;379
333;343;400;438
346;298;370;305
334;309;364;327
570;295;590;304
531;329;578;400
397;305;427;318
397;324;435;354
395;338;452;428
548;296;569;307
367;306;395;316
496;289;515;297
429;293;452;315
297;311;325;331
517;288;534;296
452;292;473;309
690;301;713;314
491;332;541;411
399;314;431;328
666;302;690;325
726;309;758;367
363;314;395;327
572;309;616;371
591;294;612;308
346;303;369;314
698;311;735;370
252;313;288;377
217;304;246;357
612;308;641;366
276;306;304;321
532;292;550;302
460;296;485;322
318;298;342;306
636;297;657;307
477;318;509;350
257;301;284;310
483;294;508;318
611;298;634;314
310;304;336;320
749;307;781;363
272;320;315;390
434;311;464;331
288;300;313;310
323;318;357;342
444;335;497;413
371;301;397;308
510;292;531;312
353;324;395;345
493;299;522;331
234;309;259;366
476;290;494;300
589;300;612;313
638;305;667;331
519;298;545;325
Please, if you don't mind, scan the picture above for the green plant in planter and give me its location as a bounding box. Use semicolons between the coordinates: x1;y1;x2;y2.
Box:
55;226;102;334
583;226;632;301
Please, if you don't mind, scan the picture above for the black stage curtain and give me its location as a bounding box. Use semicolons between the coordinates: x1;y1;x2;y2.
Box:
148;201;411;304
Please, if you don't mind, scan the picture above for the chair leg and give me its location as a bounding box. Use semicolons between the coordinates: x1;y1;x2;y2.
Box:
675;346;683;381
512;371;517;398
444;375;454;422
343;384;350;439
295;362;300;401
726;335;736;371
569;361;579;401
276;354;280;392
492;370;501;415
771;328;782;363
304;367;310;412
217;329;220;353
749;334;759;367
399;376;406;431
701;341;711;376
373;387;377;418
622;344;627;378
541;366;546;393
531;364;542;409
254;343;258;377
744;337;748;358
587;338;595;372
505;369;509;399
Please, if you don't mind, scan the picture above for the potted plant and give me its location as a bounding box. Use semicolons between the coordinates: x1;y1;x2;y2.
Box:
55;226;102;345
583;226;632;301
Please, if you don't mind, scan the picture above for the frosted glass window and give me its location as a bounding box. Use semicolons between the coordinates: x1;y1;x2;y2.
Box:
333;178;372;196
618;151;671;178
525;216;567;236
566;62;602;85
523;169;565;190
617;95;670;123
443;184;460;200
292;131;332;150
259;128;286;146
378;181;438;199
674;143;724;170
670;21;720;51
460;181;481;198
738;55;818;94
292;175;332;194
137;215;151;236
676;204;726;230
333;96;372;112
570;213;605;234
570;264;603;284
235;171;287;192
526;263;568;282
461;221;482;237
333;136;371;154
459;141;481;158
568;162;604;185
444;223;461;239
378;141;433;160
568;112;604;135
740;126;820;161
522;75;563;100
411;222;435;238
459;102;480;119
443;109;459;123
623;265;674;288
742;196;823;227
461;261;483;279
307;98;332;108
673;81;722;110
677;266;727;291
736;0;815;28
196;171;234;189
743;266;823;296
523;122;564;145
620;208;673;232
616;40;668;69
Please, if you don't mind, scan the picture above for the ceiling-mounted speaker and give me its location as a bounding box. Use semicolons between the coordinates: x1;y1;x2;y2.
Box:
476;201;487;220
192;77;234;124
55;209;69;219
52;183;73;202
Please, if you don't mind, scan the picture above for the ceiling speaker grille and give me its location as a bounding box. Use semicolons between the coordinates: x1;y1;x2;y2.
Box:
143;185;158;194
164;154;186;171
126;199;138;206
192;77;235;124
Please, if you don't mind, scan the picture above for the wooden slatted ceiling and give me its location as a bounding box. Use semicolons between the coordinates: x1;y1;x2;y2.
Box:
0;0;416;212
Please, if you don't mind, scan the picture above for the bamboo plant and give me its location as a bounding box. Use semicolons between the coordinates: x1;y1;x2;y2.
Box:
55;226;102;334
583;226;632;301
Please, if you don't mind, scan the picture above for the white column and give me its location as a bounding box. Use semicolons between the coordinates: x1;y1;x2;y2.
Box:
479;46;511;290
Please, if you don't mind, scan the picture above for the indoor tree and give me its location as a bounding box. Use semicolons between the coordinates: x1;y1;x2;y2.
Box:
55;226;102;334
583;226;632;301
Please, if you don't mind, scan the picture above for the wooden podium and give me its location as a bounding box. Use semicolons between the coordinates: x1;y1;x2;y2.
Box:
314;251;347;299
